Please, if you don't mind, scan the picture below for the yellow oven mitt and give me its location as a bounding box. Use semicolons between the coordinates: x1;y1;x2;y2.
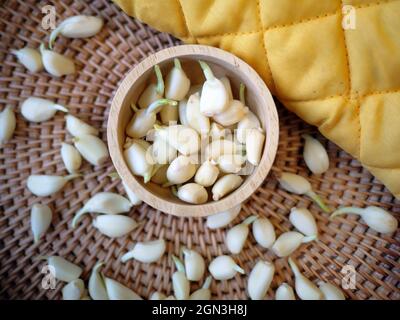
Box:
113;0;400;199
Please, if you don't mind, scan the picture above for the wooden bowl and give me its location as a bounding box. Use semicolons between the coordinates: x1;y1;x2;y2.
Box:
108;45;279;217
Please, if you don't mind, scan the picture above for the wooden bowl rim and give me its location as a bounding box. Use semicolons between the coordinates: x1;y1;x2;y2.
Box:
108;44;279;217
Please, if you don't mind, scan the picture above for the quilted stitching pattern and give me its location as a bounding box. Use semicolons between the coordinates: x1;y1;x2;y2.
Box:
113;0;400;198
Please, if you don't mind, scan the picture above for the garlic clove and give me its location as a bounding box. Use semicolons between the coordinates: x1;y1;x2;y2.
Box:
71;192;132;227
40;43;75;77
183;248;205;282
209;255;245;280
225;216;257;254
138;83;162;109
150;164;168;185
155;124;200;156
166;155;196;185
150;292;167;300
11;47;43;72
194;160;219;187
61;143;82;174
275;283;296;300
165;58;191;100
93;215;138;238
212;174;243;201
186;92;210;135
252;217;276;249
89;262;109;300
217;154;246;174
45;256;82;282
289;207;318;237
246;128;265;166
205;139;242;161
31;203;52;243
65;114;99;137
190;276;212;300
21;97;68;122
124;141;154;183
220;77;233;100
288;257;323;300
247;260;275;300
318;282;345;300
199;61;229;116
104;277;142;300
330;206;398;234
209;122;226;141
206;204;241;229
62;279;85;300
172;256;190;300
213;100;248;127
302;134;329;174
177;183;208;204
272;231;316;257
122;180;142;206
178;99;189;126
121;239;166;263
0;106;16;144
73;134;109;166
27;174;80;197
148;137;177;164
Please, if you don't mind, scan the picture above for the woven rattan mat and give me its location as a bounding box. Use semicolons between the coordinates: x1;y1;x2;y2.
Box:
0;0;399;300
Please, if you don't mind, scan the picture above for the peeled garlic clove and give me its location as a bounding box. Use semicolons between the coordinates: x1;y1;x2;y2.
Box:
45;256;82;282
209;122;226;141
252;217;276;249
65;114;99;137
177;183;208;204
166;155;196;185
138;83;161;109
330;206;398;234
73;134;109;166
178;99;189;126
165;58;190;100
160;103;179;125
213;100;248;127
31;203;52;243
199;61;229;116
205;139;242;161
206;204;241;229
89;262;109;300
302;134;329;174
124;142;154;183
246;128;265;165
104;277;142;300
290;207;318;237
278;172;330;213
27;174;80;197
186;92;210;135
150;292;166;300
247;260;275;300
212;174;243;201
194;160;219;187
288;257;323;300
209;255;245;280
21;97;68;122
220;77;233;100
156;124;200;156
49;15;103;48
190;276;212;300
151;165;168;185
226;216;257;254
122;180;142;206
11;47;43;72
71;192;132;227
93;215;138;238
236;112;261;144
217;154;246;174
149;138;177;164
62;279;85;300
318;282;345;300
272;231;316;258
61;143;82;174
0;106;16;144
276;283;296;300
40;44;75;77
121;239;166;263
183;248;205;281
172;256;190;300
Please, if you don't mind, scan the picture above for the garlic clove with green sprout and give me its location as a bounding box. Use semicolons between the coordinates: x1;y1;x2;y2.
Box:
289;207;318;237
330;206;397;234
212;174;243;201
62;279;85;300
194;160;219;187
178;99;189;126
65;114;99;137
21;97;68;122
88;262;109;300
0;106;16;144
172;256;190;300
71;192;132;227
213;100;248;127
93;215;138;238
206;204;241;229
104;277;142;300
42;256;82;282
61;143;82;174
73;134;109;166
186;92;210;135
151;164;168;185
318;282;345;300
272;231;316;257
252;217;276;249
27;174;80;197
122;180;142;206
138;65;164;109
199;60;229;116
246;128;265;166
220;77;233;100
209;255;245;280
183;248;205;282
166;155;196;185
165;58;191;100
275;283;296;300
225;215;257;254
177;183;208;204
40;43;75;77
190;276;212;300
278;172;330;213
31;203;52;243
288;257;323;300
121;239;166;263
124;141;154;183
217;154;246;174
302;134;329;174
11;47;43;72
155;124;200;156
247;260;275;300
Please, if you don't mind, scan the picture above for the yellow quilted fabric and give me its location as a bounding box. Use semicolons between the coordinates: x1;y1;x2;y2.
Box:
114;0;400;199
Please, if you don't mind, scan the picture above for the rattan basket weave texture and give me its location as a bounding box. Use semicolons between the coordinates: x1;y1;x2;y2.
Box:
0;0;399;300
